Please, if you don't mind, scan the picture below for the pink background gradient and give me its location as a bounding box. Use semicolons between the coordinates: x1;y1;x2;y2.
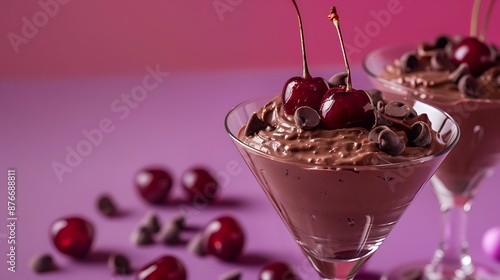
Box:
1;0;499;78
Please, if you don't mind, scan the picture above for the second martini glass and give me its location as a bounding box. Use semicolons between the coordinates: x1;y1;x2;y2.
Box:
225;97;460;280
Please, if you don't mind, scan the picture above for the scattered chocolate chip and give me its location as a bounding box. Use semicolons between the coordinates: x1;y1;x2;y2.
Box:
131;226;154;246
373;111;392;127
294;106;320;130
379;129;405;156
375;100;385;113
449;63;470;83
158;222;182;245
245;112;267;136
402;268;423;280
368;126;390;143
187;233;206;256
399;52;419;73
410;121;432;147
108;253;132;275
435;35;452;49
140;212;161;233
328;72;348;87
171;214;186;230
431;52;455;71
97;194;117;217
365;88;383;105
384;101;411;118
30;254;56;273
458;74;481;98
219;270;242;280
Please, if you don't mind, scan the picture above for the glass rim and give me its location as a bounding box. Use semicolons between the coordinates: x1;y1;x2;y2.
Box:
224;96;461;170
362;43;500;106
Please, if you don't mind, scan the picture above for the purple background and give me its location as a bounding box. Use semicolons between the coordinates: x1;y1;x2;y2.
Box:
1;67;500;279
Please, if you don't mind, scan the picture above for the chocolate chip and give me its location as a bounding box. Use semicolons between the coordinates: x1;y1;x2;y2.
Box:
400;52;419;73
410;121;432;147
375;100;385;113
244;112;267;136
496;75;500;86
108;253;132;275
171;214;186;230
379;129;405;156
402;268;423;280
97;194;117;217
444;41;455;58
294;106;320;130
384;101;411;118
131;226;154;246
187;233;206;256
449;63;470;83
328;72;348;87
435;35;452;49
489;44;498;62
458;74;481;98
30;254;56;273
158;222;182;245
407;107;418;119
431;52;455;71
368;126;390;143
365;88;383;105
140;212;161;233
219;270;242;280
373;111;392;127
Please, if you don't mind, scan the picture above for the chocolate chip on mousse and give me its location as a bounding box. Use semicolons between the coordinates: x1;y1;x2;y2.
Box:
368;125;390;143
410;121;432;147
435;35;452;49
244;112;268;136
375;100;385;113
108;253;132;275
365;88;384;105
328;72;348;87
30;254;57;273
384;101;411;118
294;106;321;130
449;63;470;83
458;74;481;98
373;110;392;127
399;52;419;73
379;129;405;156
431;52;455;71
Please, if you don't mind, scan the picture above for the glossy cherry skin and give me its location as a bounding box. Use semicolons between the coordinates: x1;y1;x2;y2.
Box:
203;216;245;261
451;37;492;76
282;75;329;115
319;87;374;130
181;167;219;204
51;217;94;259
137;255;187;280
259;262;299;280
135;168;173;205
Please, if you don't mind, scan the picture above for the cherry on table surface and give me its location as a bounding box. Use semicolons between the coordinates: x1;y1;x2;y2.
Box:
202;216;245;262
181;167;219;203
259;262;299;280
50;217;94;259
137;255;187;280
451;37;492;76
135;168;173;205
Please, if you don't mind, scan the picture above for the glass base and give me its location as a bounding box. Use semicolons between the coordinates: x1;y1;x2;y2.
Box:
382;261;499;280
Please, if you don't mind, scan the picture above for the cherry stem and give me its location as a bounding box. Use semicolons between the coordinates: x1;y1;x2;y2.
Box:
291;0;310;78
479;0;496;41
470;0;482;37
328;7;352;91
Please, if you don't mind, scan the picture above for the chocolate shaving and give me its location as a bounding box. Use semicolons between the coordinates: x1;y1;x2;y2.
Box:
108;253;132;275
458;74;481;98
244;112;267;136
219;270;242;280
379;129;405;156
30;254;57;273
384;101;411;118
328;72;348;87
400;52;419;73
449;63;470;83
365;88;383;105
410;121;432;147
294;106;320;130
368;126;390;143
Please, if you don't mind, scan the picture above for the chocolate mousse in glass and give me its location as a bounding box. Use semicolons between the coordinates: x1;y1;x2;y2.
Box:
363;0;500;279
225;6;460;279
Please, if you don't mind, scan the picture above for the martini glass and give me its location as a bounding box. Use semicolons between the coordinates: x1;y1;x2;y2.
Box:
364;44;500;280
225;96;459;280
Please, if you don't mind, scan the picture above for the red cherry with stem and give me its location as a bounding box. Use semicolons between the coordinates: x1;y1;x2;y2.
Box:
451;37;493;76
202;216;245;261
259;262;300;280
319;7;374;130
51;217;94;259
137;255;187;280
181;167;219;204
135;168;173;205
282;0;329;115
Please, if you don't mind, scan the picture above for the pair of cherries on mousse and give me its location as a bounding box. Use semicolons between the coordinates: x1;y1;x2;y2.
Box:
282;3;373;129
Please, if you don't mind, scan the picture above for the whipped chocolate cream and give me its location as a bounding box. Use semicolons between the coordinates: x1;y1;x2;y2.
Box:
238;95;446;165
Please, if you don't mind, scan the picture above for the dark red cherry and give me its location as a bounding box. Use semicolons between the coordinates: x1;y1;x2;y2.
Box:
203;216;245;261
320;88;374;130
451;37;493;76
282;0;329;115
259;262;299;280
51;217;94;259
137;255;186;280
135;168;173;205
181;167;219;204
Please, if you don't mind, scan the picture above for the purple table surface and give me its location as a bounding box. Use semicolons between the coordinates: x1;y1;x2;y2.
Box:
1;66;500;280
